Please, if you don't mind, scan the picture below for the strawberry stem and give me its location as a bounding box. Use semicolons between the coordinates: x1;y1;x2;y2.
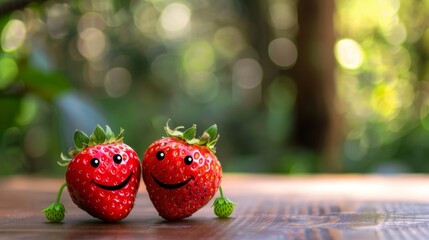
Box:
55;182;67;204
219;186;224;198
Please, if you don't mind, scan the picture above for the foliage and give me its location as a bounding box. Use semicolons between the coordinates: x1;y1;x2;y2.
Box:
1;0;429;175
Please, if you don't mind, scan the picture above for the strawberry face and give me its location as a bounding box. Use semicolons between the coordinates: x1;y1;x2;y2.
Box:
142;122;222;220
44;125;142;222
66;142;140;222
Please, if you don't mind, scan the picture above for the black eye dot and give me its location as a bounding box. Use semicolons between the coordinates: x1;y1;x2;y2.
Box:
113;154;122;164
184;155;193;165
156;151;165;161
90;158;100;168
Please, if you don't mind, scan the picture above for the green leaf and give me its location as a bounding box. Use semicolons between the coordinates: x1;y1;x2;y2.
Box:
116;127;124;141
183;124;196;141
105;125;115;141
89;125;106;146
60;152;72;162
58;152;72;166
73;130;89;151
164;119;185;138
198;132;210;145
204;124;218;142
207;141;218;153
211;134;220;145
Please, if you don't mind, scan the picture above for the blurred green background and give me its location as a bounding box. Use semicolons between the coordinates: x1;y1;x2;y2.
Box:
1;0;429;176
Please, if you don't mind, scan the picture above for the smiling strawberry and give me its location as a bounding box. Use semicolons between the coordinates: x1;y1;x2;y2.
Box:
142;120;234;220
42;125;141;222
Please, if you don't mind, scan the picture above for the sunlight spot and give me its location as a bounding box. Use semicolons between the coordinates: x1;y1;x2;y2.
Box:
379;0;400;18
383;21;407;45
213;26;245;59
46;3;71;39
160;3;191;36
183;41;215;73
78;28;107;61
133;3;159;39
268;38;298;68
1;19;27;52
370;84;400;120
335;38;364;70
78;12;106;33
233;58;263;89
269;1;296;30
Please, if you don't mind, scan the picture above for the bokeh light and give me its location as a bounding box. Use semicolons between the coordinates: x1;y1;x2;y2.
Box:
1;19;27;52
45;3;71;39
133;3;159;39
269;0;297;30
160;2;191;38
77;27;107;61
334;38;364;70
383;21;407;45
78;12;106;33
370;83;401;120
233;58;263;89
213;26;245;60
183;41;216;73
268;38;298;68
2;0;429;176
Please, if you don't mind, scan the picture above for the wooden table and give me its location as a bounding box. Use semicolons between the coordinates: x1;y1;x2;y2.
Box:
1;174;429;239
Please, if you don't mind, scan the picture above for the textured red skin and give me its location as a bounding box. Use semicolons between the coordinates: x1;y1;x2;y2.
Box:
142;137;222;220
66;143;141;222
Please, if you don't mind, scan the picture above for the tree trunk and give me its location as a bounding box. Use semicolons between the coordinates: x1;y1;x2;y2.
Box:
292;0;343;172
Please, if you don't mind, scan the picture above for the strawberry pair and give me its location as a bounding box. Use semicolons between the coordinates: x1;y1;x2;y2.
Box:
42;121;235;222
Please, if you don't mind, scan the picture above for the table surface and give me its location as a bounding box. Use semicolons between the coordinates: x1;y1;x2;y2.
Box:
2;174;429;239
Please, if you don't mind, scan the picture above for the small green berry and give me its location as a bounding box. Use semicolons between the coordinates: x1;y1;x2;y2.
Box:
42;182;67;223
42;203;66;223
213;197;235;218
212;186;235;218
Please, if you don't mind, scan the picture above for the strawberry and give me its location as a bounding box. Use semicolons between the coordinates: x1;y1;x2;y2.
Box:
142;120;234;220
42;125;141;222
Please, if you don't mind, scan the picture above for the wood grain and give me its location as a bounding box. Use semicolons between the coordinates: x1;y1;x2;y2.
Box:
1;174;429;239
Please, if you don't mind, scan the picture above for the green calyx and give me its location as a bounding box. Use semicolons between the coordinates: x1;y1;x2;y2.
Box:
165;119;220;153
59;125;124;166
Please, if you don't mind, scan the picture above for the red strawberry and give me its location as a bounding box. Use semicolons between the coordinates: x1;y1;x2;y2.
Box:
42;125;141;222
142;120;232;220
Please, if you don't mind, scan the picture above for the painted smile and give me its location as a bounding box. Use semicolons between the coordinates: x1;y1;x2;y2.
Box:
92;172;134;191
151;174;194;190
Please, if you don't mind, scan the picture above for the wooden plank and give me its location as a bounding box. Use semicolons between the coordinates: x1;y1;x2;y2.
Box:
1;174;429;239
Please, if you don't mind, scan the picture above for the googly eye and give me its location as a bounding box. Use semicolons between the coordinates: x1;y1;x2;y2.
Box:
113;154;122;164
90;158;100;168
184;155;193;165
156;151;165;160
